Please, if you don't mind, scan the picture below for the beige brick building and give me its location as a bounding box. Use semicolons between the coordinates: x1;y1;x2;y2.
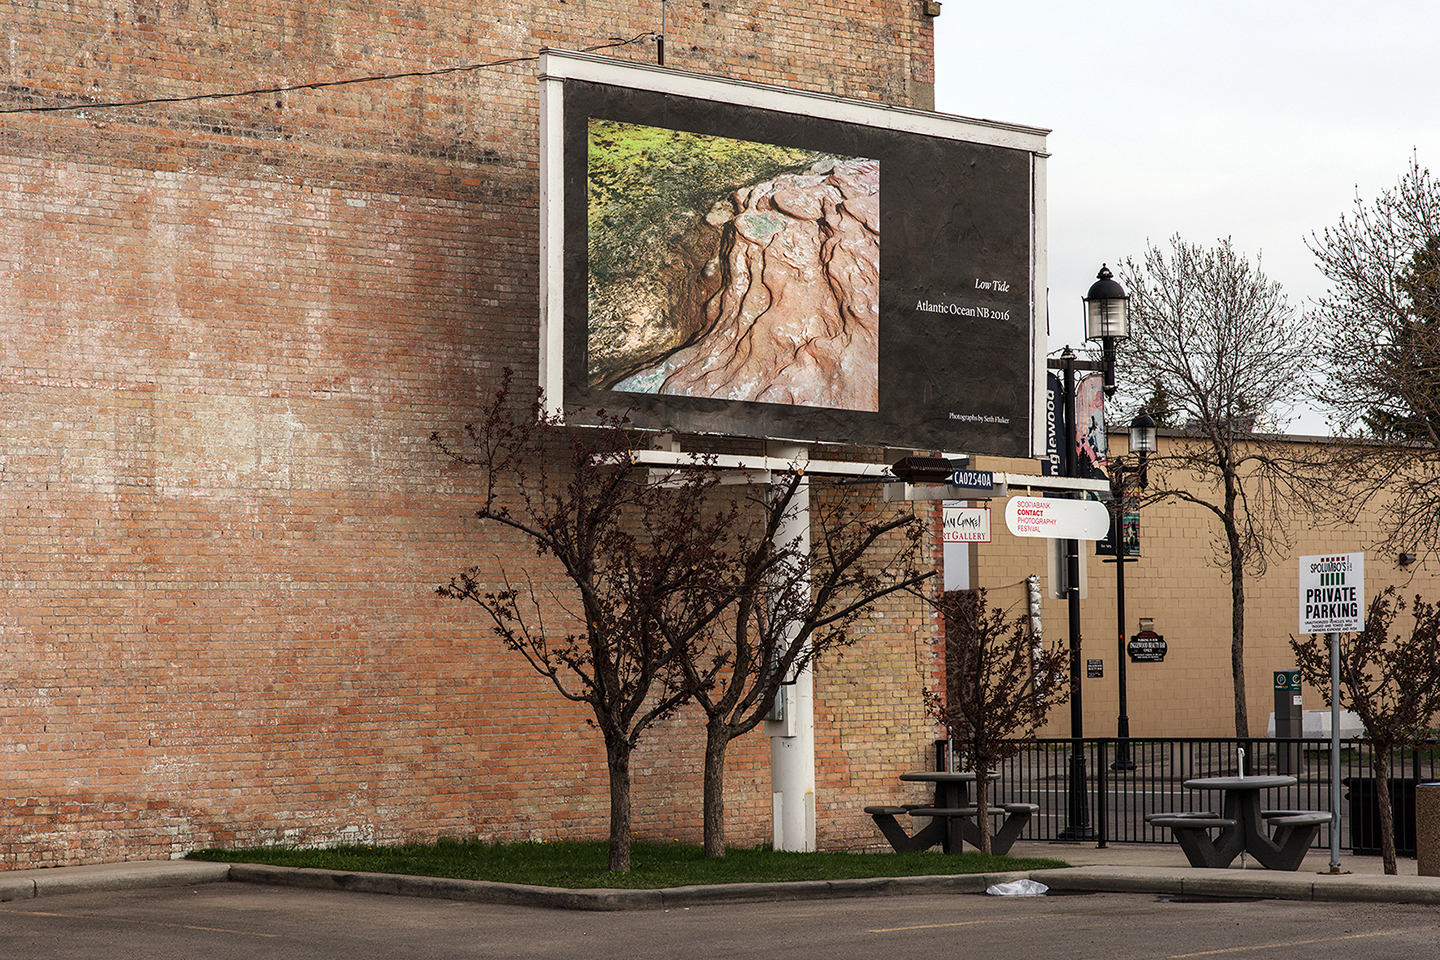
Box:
966;432;1440;743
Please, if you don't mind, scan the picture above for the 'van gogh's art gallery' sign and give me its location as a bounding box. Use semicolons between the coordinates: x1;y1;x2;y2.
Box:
942;506;991;543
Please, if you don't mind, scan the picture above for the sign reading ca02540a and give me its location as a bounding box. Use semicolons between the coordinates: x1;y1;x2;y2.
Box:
1298;553;1365;634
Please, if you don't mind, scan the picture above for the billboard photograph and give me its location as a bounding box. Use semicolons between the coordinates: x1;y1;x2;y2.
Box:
587;120;880;413
540;51;1048;456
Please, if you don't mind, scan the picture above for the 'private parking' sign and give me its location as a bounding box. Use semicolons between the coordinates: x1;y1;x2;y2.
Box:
1298;553;1364;634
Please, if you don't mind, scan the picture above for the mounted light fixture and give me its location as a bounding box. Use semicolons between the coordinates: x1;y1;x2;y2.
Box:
1129;412;1157;454
1128;411;1157;489
1399;552;1418;567
889;455;954;485
1083;264;1131;397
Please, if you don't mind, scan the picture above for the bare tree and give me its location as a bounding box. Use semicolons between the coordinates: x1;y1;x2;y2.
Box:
1291;588;1440;875
925;588;1070;854
656;474;933;857
1112;236;1318;737
432;371;932;867
432;371;737;873
1308;157;1440;556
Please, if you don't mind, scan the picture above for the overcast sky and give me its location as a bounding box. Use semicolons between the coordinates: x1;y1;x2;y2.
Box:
933;2;1439;432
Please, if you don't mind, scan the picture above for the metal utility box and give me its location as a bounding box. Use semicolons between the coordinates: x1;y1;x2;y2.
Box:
1273;670;1302;774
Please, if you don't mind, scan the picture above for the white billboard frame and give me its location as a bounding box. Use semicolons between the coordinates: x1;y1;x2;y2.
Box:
538;48;1050;458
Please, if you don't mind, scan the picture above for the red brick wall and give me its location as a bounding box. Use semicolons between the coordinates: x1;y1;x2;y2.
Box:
0;2;941;866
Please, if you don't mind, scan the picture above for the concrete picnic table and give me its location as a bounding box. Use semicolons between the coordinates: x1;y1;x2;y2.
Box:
864;771;1037;855
1149;775;1331;870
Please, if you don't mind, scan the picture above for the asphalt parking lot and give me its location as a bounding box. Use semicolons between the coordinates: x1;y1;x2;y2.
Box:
4;882;1440;960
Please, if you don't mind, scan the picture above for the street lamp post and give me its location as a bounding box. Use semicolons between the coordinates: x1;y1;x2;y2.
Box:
1052;265;1131;841
1108;469;1137;772
1109;412;1156;771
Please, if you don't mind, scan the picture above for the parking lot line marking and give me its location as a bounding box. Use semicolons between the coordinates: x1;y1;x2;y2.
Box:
871;915;1064;934
1169;928;1427;958
1;908;282;939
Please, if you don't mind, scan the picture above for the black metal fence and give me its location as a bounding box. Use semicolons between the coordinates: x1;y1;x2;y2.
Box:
956;737;1440;854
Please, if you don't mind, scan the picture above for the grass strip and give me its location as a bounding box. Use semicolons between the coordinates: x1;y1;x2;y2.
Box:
188;839;1067;890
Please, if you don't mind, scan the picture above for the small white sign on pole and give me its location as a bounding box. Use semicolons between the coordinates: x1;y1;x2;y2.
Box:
942;505;991;543
1004;496;1110;541
1299;551;1364;873
1298;553;1365;634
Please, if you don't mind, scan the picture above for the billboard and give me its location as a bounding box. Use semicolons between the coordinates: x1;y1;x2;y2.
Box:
539;50;1048;455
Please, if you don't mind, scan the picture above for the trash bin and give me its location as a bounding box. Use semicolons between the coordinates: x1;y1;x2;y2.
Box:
1343;777;1421;856
1418;783;1440;877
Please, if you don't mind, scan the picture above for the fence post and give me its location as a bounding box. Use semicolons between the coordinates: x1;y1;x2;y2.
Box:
1097;739;1109;848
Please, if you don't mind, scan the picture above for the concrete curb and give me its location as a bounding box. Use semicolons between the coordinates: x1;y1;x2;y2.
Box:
0;861;232;902
226;863;1034;911
1031;866;1440;905
7;860;1440;909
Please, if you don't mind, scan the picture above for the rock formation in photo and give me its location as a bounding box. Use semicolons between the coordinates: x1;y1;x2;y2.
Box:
612;157;880;412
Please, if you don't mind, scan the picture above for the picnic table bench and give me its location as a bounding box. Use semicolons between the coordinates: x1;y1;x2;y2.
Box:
1146;814;1239;868
864;772;1038;855
1148;776;1331;870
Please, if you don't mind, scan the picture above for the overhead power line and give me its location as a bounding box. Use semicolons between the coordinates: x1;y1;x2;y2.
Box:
0;33;657;117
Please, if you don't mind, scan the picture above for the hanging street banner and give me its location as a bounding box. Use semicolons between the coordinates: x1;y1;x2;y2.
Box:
1042;372;1065;478
1096;471;1141;557
1041;371;1108;483
1073;372;1109;484
1005;496;1110;540
1299;553;1365;633
942;505;991;543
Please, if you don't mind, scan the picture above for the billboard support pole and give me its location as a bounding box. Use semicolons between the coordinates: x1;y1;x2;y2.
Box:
766;443;815;852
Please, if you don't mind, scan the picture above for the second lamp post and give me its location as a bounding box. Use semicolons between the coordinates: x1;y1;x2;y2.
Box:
1052;265;1131;840
1109;411;1156;771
